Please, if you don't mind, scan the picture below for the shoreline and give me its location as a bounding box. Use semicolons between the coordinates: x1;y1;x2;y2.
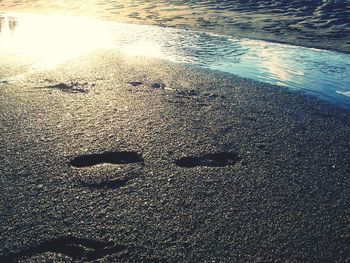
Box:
1;2;349;54
1;11;349;109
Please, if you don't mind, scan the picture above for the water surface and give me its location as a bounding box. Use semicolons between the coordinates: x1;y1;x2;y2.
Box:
1;13;349;106
1;0;349;52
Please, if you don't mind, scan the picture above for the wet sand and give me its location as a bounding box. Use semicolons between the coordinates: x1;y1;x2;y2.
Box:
1;0;349;53
1;51;349;262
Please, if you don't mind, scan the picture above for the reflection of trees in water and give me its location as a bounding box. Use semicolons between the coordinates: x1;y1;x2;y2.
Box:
0;15;18;32
8;17;18;31
0;16;4;32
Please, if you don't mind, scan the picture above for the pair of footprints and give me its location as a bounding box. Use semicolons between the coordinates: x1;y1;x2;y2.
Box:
70;151;241;189
69;151;241;168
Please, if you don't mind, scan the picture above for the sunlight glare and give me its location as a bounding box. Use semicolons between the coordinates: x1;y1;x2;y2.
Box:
0;13;114;69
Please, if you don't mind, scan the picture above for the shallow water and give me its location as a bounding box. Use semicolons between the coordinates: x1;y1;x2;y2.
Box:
1;0;349;53
1;13;350;106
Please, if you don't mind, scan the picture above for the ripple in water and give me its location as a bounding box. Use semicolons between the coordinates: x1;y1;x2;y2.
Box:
1;13;349;106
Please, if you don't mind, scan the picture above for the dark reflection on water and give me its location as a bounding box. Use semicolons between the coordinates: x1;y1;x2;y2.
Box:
0;15;17;32
0;16;3;32
8;16;17;30
0;13;349;106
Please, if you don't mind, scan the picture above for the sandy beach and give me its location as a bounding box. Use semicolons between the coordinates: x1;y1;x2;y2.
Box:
1;51;350;262
1;1;350;262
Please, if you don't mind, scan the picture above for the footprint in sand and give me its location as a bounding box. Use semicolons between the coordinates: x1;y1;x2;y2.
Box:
38;81;95;93
128;81;166;89
42;83;87;93
128;81;143;87
175;152;241;168
69;151;144;168
0;236;130;262
150;82;166;89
